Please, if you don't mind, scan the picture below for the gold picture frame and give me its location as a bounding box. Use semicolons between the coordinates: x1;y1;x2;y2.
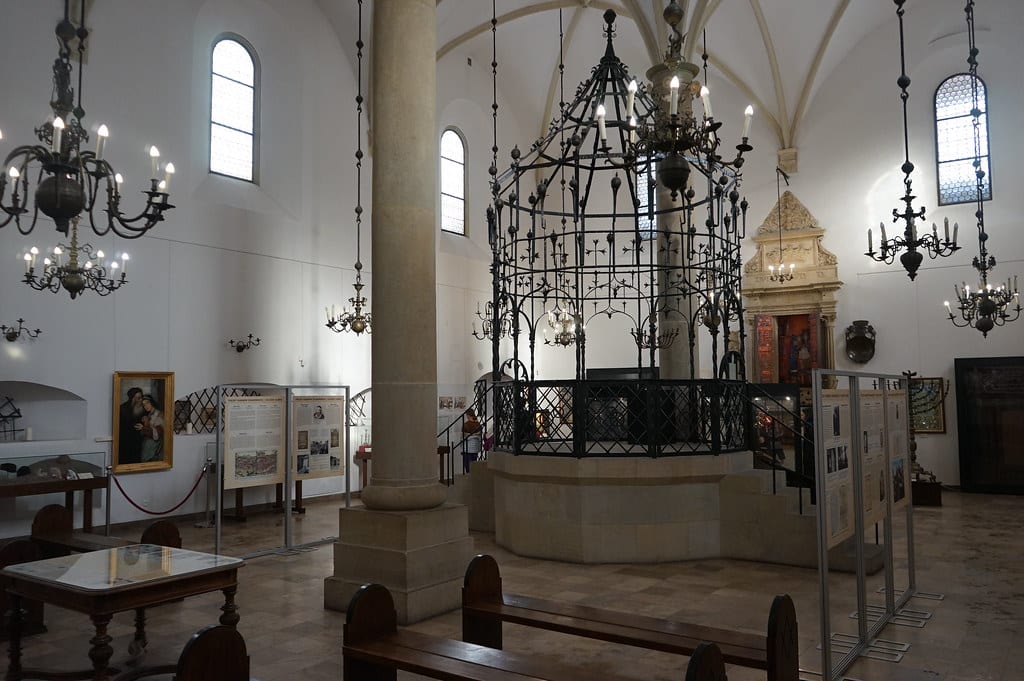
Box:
909;377;947;434
112;371;175;473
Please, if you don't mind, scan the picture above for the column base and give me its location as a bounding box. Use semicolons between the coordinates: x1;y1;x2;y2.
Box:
323;503;473;624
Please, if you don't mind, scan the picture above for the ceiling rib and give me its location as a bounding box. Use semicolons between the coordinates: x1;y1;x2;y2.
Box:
788;0;851;148
682;0;709;62
622;0;660;65
437;1;633;61
747;0;790;148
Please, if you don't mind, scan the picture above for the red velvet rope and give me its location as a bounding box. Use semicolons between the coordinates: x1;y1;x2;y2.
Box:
112;465;208;515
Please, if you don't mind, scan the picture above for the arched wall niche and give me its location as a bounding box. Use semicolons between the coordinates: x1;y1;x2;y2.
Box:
742;190;843;395
0;381;87;442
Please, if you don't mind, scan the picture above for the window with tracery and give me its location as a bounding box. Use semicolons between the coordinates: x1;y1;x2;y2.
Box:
211;36;259;182
935;73;990;205
440;129;466;235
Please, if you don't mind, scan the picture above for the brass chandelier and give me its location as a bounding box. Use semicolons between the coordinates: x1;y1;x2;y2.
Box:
23;216;128;299
0;0;174;239
943;0;1020;336
326;0;371;337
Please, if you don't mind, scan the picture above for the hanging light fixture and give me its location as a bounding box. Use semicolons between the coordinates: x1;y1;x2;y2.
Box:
1;319;42;343
865;0;958;280
472;300;510;341
22;216;128;299
326;0;371;337
768;167;794;283
544;305;581;348
943;0;1020;337
228;334;261;353
0;1;174;238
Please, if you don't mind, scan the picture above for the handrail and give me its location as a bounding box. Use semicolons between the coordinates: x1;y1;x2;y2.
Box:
436;381;498;485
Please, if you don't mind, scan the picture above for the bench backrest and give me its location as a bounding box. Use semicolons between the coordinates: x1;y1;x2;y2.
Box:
175;624;250;681
141;520;183;548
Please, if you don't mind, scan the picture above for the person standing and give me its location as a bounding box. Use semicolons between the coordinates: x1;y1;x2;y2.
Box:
118;388;144;464
461;408;483;474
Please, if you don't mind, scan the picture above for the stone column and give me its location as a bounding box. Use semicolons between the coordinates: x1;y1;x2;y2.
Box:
647;59;700;380
325;0;472;624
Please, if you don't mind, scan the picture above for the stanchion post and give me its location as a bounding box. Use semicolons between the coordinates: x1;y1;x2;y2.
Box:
105;465;113;536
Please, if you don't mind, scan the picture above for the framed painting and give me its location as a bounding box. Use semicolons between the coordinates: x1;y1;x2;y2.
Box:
112;371;175;473
909;377;947;434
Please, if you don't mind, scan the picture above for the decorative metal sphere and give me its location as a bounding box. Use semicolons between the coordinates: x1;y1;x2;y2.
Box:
35;175;85;233
60;271;86;298
656;154;690;195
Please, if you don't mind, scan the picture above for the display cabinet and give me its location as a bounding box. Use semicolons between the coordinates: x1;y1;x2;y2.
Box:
0;451;107;531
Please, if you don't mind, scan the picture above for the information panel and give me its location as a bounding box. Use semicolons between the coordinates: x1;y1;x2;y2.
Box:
223;395;286;490
820;389;855;548
291;396;346;480
859;390;888;526
888;389;910;511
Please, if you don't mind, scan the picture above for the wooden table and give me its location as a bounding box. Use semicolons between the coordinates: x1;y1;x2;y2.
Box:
3;544;244;681
0;475;107;532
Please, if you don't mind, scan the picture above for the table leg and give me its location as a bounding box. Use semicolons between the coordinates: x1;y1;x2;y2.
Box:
127;607;147;659
88;613;114;681
6;594;22;681
84;489;94;532
220;586;240;627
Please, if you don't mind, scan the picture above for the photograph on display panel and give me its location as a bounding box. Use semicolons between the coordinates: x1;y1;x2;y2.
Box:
292;396;345;480
112;371;175;473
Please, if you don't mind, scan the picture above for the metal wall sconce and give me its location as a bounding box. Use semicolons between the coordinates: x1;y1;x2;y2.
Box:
845;320;876;363
2;319;41;342
229;334;261;353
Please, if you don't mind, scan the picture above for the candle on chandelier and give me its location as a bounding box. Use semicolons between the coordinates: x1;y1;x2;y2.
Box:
29;246;38;269
879;222;887;244
952;221;958;244
51;117;65;153
596;104;607;141
121;253;129;275
699;86;714;119
114;173;123;198
629;116;637;144
96;124;109;160
742;105;754;138
669;76;680;116
868;227;873;253
149;146;161;178
626;79;637;119
53;246;62;267
96;250;105;267
23;253;31;273
8;166;19;188
163;163;175;192
943;217;950;243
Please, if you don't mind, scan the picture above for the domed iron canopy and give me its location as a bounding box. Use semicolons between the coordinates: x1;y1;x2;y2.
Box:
487;8;751;382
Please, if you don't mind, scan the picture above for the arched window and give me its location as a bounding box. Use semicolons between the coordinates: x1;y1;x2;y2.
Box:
210;36;259;182
440;129;466;235
935;73;990;205
635;156;656;240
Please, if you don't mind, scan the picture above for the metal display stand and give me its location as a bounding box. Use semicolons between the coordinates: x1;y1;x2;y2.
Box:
812;369;933;681
213;383;351;557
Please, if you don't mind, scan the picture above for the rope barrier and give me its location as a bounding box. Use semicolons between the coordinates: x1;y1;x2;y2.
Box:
112;463;208;516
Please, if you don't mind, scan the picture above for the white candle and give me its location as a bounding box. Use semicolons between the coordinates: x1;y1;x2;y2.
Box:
626;80;637;120
114;173;123;198
96;250;105;267
325;306;331;319
51;117;65;153
23;253;31;273
880;222;887;244
29;246;38;268
8;166;19;187
149;145;161;178
24;427;32;441
53;246;62;267
944;217;950;243
742;105;754;138
629;116;637;144
868;228;873;253
596;104;607;141
669;76;680;116
121;253;129;275
944;300;951;310
952;221;958;244
162;162;175;192
96;124;109;160
699;86;713;119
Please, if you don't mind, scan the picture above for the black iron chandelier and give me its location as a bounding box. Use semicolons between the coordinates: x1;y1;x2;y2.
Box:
1;319;42;343
229;334;261;353
486;3;752;381
23;216;128;299
326;0;371;337
472;300;511;341
944;0;1020;336
865;0;958;280
0;1;174;239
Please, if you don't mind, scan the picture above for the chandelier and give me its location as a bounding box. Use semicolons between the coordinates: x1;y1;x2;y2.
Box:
23;217;128;299
864;0;958;279
326;0;371;337
0;1;174;238
943;0;1020;337
486;4;751;381
472;300;511;341
768;167;794;283
2;319;42;343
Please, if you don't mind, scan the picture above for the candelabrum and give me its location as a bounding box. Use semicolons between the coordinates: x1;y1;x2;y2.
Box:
0;3;174;238
630;325;679;350
768;263;794;283
944;276;1020;337
228;334;261;353
325;280;372;336
1;319;42;342
472;301;510;341
544;307;580;347
864;0;958;279
23;217;128;299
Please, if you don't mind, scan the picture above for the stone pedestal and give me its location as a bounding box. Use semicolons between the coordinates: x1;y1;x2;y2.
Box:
324;504;473;624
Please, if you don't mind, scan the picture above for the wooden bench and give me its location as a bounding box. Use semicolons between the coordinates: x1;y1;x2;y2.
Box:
462;554;799;681
112;624;252;681
30;504;182;558
344;583;728;681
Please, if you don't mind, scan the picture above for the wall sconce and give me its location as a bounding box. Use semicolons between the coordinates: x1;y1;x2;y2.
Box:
2;319;42;342
229;334;261;353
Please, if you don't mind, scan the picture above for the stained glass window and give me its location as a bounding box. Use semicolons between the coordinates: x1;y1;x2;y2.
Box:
935;73;990;205
211;37;258;182
440;129;466;235
636;156;656;240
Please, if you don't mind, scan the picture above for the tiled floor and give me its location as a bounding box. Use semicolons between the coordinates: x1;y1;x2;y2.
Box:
8;489;1022;681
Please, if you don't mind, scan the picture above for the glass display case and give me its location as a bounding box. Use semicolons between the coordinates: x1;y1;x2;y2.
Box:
0;451;108;531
